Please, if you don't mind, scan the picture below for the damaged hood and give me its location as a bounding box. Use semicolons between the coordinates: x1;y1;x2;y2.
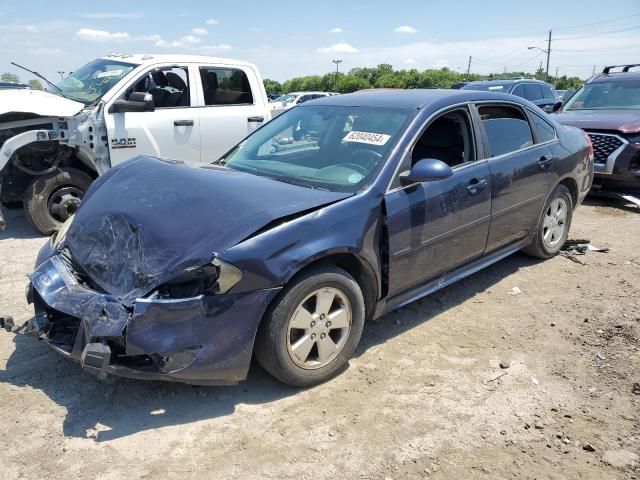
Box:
553;110;640;134
0;88;85;118
64;156;350;304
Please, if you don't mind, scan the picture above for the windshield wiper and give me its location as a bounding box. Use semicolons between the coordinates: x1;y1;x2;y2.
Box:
11;62;67;98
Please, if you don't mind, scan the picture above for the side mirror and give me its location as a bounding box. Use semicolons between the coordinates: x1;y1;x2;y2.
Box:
399;158;453;185
109;92;155;113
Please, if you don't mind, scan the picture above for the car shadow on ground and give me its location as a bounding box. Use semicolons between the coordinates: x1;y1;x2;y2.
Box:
0;252;540;442
0;207;47;240
583;194;640;214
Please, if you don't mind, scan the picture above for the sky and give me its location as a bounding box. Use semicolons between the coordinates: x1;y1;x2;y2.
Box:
1;0;639;84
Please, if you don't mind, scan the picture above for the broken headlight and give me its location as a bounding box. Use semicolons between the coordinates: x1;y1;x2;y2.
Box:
51;214;75;248
155;258;242;299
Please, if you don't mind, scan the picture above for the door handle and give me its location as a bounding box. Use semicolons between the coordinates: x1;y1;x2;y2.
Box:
466;178;488;195
538;155;553;170
174;120;194;126
247;116;265;123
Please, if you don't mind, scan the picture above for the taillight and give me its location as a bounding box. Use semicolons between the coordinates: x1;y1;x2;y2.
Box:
583;130;594;161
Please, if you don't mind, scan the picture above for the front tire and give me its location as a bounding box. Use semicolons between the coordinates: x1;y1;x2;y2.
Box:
23;167;92;235
523;184;573;259
254;266;365;387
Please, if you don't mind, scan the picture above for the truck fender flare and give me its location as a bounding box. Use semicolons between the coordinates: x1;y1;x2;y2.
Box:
0;129;56;172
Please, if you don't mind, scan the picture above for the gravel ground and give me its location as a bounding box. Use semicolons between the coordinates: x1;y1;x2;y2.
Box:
0;200;639;480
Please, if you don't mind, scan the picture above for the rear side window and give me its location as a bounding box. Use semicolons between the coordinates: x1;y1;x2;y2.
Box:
478;105;534;157
530;113;556;142
199;67;254;105
540;84;555;99
511;84;525;98
524;84;543;101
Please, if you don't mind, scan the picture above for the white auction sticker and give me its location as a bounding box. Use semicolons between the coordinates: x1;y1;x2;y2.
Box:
96;70;123;78
343;130;391;146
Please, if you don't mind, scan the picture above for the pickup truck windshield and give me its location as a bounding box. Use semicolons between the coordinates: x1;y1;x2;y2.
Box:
220;105;413;192
564;81;640;110
55;59;136;104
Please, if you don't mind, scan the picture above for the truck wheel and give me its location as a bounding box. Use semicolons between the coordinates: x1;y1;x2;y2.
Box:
23;167;93;235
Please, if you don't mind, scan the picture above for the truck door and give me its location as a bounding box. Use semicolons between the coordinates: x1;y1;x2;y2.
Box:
197;65;266;163
104;65;201;166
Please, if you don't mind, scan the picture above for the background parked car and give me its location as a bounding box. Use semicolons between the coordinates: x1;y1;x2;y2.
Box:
0;54;272;234
553;64;640;194
269;91;335;116
462;78;562;112
0;82;31;90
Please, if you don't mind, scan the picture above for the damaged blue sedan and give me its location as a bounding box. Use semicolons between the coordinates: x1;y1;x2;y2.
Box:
2;90;593;386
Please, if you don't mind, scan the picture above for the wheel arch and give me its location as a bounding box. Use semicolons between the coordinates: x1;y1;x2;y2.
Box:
557;176;578;208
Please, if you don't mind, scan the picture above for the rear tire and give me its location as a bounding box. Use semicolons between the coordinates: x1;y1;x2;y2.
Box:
23;167;92;235
254;265;365;387
522;184;573;259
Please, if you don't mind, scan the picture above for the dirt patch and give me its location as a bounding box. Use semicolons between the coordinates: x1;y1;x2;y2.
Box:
1;202;638;480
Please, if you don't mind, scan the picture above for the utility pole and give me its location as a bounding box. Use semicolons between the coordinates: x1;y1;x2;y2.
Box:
546;29;552;83
467;56;472;76
332;59;342;92
555;66;559;86
592;65;596;76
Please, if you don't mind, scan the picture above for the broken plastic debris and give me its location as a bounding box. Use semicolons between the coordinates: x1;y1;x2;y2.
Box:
532;376;540;385
508;287;522;296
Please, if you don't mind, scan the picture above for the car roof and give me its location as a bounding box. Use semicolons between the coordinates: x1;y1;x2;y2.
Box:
464;78;552;87
589;71;640;83
100;53;258;69
307;88;527;109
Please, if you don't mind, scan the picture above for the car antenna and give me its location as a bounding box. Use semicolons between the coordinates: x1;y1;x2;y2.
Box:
10;61;66;97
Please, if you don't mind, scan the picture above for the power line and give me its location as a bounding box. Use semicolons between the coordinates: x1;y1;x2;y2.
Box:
553;13;640;31
554;25;640;42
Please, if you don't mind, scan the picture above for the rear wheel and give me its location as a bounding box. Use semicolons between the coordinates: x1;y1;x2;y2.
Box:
254;266;365;387
523;184;573;259
23;167;93;235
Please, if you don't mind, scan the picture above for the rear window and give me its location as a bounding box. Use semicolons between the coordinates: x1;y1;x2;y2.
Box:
200;67;254;105
478;105;534;157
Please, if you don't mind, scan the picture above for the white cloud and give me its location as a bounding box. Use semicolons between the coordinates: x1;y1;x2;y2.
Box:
134;34;162;42
394;25;417;34
206;18;219;25
75;28;129;42
0;24;38;33
192;27;208;35
251;27;264;32
78;12;143;20
317;42;358;53
27;46;65;56
155;35;202;48
403;58;416;64
329;27;343;33
200;43;233;51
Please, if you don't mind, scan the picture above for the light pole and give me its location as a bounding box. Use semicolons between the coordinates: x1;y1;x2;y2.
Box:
332;59;342;92
528;30;552;82
57;71;66;80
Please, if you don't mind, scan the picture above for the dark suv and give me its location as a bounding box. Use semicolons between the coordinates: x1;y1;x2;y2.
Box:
554;65;640;193
462;78;561;112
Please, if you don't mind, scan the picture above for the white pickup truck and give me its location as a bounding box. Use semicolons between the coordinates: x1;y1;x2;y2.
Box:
0;54;271;233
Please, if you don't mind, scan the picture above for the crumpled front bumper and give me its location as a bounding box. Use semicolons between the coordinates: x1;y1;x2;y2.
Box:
12;255;280;385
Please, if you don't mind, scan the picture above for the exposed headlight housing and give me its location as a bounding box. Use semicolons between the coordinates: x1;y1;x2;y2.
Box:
155;258;243;299
51;215;75;248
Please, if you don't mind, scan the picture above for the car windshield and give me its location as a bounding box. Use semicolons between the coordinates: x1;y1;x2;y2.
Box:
219;105;414;193
54;58;137;104
274;93;297;103
564;80;640;110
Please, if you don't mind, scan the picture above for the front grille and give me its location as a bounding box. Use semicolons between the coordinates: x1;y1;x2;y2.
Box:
587;133;625;164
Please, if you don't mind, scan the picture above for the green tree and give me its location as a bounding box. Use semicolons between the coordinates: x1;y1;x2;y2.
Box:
1;72;20;83
28;79;44;90
263;78;283;94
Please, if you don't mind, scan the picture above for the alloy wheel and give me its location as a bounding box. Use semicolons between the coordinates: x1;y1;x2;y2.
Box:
542;197;568;248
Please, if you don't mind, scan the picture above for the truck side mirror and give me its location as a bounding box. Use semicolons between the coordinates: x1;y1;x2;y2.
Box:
109;92;155;113
552;101;563;112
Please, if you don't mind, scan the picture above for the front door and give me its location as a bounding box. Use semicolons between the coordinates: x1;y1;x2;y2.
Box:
105;65;201;166
385;107;492;297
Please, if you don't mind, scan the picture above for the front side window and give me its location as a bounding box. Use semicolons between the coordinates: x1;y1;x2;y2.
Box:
564;80;640;110
220;105;414;192
412;108;475;168
200;67;253;105
511;84;525;98
540;84;556;99
129;66;190;108
56;58;136;104
478;105;534;157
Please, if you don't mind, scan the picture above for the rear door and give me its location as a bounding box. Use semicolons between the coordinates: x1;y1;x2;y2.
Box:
385;106;492;296
104;64;201;166
197;65;266;163
475;103;553;252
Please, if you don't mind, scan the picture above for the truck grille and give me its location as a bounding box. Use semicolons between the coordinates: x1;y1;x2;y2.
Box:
586;133;625;164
